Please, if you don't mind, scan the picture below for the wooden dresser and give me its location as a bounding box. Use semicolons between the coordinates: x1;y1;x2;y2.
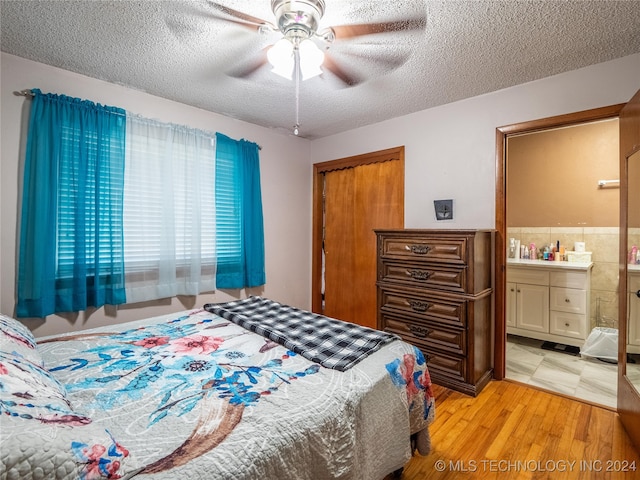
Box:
375;229;494;396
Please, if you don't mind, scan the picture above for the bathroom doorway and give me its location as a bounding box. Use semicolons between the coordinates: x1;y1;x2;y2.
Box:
495;104;624;407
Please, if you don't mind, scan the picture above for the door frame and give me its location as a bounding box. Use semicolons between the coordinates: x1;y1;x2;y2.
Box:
311;146;405;314
618;89;640;449
493;104;625;379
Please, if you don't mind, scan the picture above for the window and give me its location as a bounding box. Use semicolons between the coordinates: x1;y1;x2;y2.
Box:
17;90;127;317
56;125;126;281
122;115;218;303
17;90;265;318
214;133;265;289
215;149;242;265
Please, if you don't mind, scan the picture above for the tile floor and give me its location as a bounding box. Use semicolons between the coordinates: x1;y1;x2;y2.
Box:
506;335;619;408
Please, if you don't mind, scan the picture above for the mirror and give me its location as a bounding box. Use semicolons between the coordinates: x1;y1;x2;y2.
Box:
626;149;640;393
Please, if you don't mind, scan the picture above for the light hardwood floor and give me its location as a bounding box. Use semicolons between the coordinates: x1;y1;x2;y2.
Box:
394;380;640;480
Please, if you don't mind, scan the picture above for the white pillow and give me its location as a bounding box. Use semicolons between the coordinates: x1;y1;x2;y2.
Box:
0;314;43;367
0;347;136;479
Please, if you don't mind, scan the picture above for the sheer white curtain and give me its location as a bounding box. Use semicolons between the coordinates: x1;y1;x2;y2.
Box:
123;114;216;303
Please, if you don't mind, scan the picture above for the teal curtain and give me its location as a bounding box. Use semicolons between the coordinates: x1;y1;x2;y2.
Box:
215;133;266;288
17;89;127;318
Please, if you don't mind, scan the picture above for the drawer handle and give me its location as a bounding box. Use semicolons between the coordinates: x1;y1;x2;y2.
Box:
565;322;570;327
408;324;432;338
565;298;571;303
408;300;431;312
407;269;433;281
406;244;431;255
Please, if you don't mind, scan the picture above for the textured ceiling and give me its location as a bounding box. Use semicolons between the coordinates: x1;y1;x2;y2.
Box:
2;0;640;139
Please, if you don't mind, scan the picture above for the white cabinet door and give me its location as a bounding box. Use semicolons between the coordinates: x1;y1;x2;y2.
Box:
506;282;517;327
629;289;640;347
516;283;549;333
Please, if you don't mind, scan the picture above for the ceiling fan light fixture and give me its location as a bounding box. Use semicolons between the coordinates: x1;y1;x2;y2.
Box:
267;37;324;81
299;39;324;80
267;38;295;79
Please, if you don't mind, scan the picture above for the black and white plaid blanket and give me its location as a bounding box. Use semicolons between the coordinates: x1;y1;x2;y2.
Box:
204;296;399;371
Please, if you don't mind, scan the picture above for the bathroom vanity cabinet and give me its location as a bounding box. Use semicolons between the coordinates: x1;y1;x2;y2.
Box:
627;268;640;354
507;260;593;347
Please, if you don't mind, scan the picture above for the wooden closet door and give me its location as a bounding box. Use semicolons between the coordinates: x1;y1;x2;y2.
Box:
323;159;403;329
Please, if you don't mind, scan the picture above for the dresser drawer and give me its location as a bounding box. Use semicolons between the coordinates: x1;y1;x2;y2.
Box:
380;236;467;265
550;270;589;289
379;261;466;293
420;347;466;385
550;287;586;314
507;267;549;286
379;289;466;328
550;311;587;340
382;315;466;356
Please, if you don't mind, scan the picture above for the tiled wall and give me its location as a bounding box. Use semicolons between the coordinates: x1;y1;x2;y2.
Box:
507;227;619;329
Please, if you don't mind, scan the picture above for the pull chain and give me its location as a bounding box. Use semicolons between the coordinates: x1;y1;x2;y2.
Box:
293;43;300;136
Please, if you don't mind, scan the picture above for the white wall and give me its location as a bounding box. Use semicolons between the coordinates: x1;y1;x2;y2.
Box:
310;54;640;229
3;52;640;336
1;53;313;337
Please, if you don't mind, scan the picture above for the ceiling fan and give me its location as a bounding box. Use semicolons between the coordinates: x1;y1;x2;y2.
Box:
202;0;427;87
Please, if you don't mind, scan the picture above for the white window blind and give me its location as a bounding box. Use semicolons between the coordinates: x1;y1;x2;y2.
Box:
123;115;217;303
56;126;125;279
214;153;242;264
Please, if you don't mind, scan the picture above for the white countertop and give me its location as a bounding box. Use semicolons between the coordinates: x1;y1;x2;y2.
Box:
628;264;640;273
507;258;593;271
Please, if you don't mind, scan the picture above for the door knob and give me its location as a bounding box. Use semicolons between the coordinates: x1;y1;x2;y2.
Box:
636;289;640;298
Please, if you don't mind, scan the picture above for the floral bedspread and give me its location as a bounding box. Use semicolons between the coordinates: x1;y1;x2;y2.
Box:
34;308;434;479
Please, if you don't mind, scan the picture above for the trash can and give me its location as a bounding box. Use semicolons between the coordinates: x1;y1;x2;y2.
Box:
581;327;618;363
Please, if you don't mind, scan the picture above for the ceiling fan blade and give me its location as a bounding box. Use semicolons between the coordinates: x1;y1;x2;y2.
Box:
205;1;270;29
322;53;362;87
226;47;269;79
360;52;409;70
329;17;426;40
165;1;266;38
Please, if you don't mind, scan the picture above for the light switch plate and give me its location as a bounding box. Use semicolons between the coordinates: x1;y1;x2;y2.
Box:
434;199;453;220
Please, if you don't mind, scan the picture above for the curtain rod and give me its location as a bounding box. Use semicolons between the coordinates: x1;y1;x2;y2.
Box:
13;89;34;98
13;88;262;150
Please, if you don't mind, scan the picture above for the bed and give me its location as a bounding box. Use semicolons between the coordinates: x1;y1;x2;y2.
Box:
1;296;435;480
